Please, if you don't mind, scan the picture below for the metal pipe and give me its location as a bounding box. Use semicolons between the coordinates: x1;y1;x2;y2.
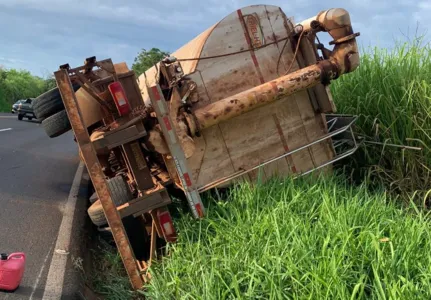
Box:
360;139;423;151
299;8;360;74
194;63;328;129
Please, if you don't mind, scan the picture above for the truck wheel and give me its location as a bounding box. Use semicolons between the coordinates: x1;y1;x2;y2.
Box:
27;117;33;121
18;114;23;121
42;110;71;138
87;176;132;226
87;200;106;227
33;84;80;120
107;176;133;206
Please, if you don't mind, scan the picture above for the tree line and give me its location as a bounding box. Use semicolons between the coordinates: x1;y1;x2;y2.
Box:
0;68;56;112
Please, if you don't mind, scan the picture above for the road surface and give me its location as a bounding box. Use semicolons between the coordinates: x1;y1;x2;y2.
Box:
0;113;80;299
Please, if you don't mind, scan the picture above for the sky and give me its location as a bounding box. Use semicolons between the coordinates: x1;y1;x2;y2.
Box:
0;0;429;77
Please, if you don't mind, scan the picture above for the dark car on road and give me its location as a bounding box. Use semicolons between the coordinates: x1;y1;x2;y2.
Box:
11;99;26;114
16;98;36;121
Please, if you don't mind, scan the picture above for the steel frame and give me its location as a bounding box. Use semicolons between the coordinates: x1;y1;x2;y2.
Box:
54;68;145;289
147;84;205;219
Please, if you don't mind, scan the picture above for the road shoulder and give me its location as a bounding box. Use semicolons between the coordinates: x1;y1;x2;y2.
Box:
42;163;92;300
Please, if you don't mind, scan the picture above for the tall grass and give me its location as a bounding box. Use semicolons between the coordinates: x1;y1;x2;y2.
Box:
331;38;431;199
144;176;431;299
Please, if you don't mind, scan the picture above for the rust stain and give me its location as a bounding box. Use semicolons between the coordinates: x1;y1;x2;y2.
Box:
237;9;265;84
344;51;357;73
270;81;278;94
272;114;298;174
206;65;260;102
280;7;293;36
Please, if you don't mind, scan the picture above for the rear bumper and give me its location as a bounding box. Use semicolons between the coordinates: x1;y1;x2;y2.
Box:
17;111;35;117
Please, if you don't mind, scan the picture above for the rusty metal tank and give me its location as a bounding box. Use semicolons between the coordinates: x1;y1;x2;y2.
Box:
138;5;359;190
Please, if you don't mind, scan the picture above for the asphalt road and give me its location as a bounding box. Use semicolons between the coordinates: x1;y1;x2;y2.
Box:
0;113;79;299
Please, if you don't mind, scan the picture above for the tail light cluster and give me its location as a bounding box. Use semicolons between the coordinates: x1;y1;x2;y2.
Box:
157;209;177;243
108;81;131;117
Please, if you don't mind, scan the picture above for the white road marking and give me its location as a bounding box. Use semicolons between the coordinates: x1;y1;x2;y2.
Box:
0;128;12;132
42;162;85;300
29;241;55;300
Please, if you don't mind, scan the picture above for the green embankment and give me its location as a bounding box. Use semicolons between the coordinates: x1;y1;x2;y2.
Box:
144;176;431;299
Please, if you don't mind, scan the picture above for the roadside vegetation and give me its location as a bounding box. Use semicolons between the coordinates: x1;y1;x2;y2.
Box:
145;176;431;299
0;68;56;112
331;38;431;200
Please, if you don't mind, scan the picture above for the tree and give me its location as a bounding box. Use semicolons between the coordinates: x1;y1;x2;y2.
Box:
0;68;56;112
132;48;170;76
43;75;58;91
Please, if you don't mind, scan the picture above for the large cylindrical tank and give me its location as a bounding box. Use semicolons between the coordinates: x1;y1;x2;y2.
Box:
139;5;337;189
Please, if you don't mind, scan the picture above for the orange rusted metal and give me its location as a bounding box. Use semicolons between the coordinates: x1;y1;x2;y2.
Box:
194;63;324;129
54;69;145;290
299;8;360;75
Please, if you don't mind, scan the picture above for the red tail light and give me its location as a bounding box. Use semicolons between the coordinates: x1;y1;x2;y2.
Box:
157;209;177;243
108;81;130;116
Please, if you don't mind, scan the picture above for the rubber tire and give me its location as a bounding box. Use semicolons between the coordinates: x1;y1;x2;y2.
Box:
42;110;71;138
33;84;80;120
87;200;106;227
107;176;133;206
87;176;132;226
18;114;23;121
27;117;33;121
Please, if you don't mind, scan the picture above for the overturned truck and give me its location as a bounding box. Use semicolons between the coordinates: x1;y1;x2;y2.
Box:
34;5;360;289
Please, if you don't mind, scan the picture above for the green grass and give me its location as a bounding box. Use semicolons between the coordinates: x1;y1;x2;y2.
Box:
143;176;431;299
331;38;431;198
85;239;141;300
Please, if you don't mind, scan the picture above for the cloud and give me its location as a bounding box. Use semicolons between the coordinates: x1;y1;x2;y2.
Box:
0;0;207;28
0;57;26;64
0;0;429;76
